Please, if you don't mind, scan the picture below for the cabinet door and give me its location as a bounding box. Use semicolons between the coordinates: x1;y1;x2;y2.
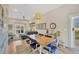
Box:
0;5;4;29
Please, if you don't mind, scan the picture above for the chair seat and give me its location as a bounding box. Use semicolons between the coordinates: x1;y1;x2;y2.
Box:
30;43;40;49
50;46;57;53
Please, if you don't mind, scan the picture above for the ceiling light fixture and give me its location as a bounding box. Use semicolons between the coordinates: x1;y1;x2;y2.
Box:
35;11;42;20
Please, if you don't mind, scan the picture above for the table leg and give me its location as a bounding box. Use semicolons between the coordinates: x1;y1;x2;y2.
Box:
40;45;42;54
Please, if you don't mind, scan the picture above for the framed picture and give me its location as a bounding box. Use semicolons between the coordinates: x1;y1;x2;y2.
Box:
36;24;39;29
42;23;46;29
36;23;46;30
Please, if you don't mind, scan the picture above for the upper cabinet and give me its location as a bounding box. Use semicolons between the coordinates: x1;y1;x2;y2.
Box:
0;4;9;54
0;5;4;30
0;4;9;28
1;5;9;18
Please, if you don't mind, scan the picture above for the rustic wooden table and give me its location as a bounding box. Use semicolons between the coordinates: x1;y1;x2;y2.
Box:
36;35;53;54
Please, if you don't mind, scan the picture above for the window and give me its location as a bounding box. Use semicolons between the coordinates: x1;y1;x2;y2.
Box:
8;24;13;30
21;30;23;33
16;25;24;34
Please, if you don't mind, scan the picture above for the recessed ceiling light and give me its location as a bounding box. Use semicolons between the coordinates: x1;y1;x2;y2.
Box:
14;8;18;12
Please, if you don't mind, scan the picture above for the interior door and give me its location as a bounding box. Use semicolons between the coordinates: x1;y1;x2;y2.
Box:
71;16;79;48
70;17;75;48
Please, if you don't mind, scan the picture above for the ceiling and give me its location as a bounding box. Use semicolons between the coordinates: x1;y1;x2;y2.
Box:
8;4;63;20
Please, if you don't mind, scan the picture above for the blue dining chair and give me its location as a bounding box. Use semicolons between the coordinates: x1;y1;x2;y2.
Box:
47;39;58;54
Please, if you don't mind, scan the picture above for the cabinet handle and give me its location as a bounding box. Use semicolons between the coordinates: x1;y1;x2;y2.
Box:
72;28;74;31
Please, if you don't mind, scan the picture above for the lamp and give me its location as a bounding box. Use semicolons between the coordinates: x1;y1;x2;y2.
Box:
35;12;42;20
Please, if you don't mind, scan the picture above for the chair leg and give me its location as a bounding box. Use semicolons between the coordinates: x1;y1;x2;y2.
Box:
31;48;39;54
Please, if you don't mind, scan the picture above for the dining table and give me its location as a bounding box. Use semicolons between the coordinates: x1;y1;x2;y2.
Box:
35;34;53;54
26;34;54;54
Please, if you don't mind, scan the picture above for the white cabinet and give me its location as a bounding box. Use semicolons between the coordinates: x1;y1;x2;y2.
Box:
0;31;8;53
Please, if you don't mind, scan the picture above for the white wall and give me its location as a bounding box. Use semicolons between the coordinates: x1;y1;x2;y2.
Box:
35;5;79;48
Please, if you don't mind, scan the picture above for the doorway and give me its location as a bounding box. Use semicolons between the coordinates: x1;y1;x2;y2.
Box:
71;16;79;48
74;16;79;47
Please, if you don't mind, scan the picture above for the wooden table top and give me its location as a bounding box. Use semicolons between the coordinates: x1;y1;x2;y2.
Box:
36;35;53;45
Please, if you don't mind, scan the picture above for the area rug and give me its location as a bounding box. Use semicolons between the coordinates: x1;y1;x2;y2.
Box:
16;45;33;54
